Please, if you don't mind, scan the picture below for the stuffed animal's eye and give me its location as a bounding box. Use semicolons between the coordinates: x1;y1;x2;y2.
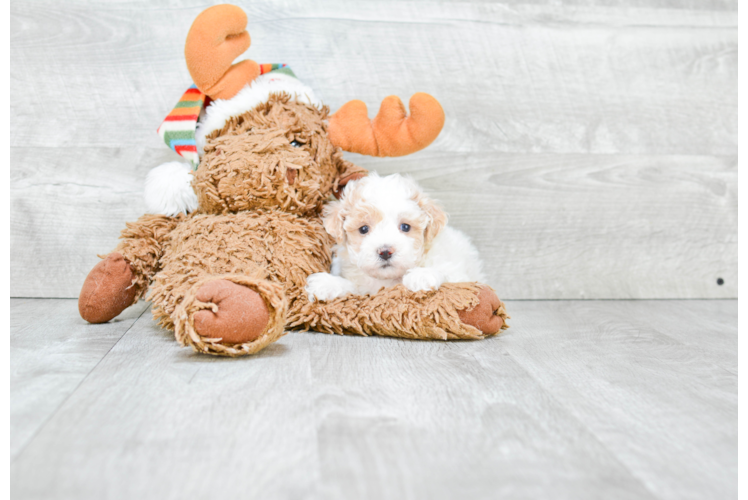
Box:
359;225;369;235
290;140;302;147
400;223;411;232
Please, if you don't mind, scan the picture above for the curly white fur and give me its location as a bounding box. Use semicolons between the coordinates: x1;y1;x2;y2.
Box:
306;173;485;301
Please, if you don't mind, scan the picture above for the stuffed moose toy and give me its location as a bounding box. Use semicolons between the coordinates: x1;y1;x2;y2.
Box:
78;4;508;356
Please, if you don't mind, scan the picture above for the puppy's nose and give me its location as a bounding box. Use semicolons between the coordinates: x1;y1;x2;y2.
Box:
378;247;394;261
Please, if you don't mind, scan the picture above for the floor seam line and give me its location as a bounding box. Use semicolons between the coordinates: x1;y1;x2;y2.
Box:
601;302;739;379
500;344;664;499
10;305;150;464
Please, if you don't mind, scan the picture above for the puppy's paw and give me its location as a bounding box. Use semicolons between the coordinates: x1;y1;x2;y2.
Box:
305;273;357;302
403;267;445;292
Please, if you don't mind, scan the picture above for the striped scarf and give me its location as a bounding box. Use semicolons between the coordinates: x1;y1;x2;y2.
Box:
157;64;291;169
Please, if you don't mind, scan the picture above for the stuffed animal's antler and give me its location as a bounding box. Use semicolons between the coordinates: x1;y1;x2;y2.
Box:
328;93;445;157
184;4;260;100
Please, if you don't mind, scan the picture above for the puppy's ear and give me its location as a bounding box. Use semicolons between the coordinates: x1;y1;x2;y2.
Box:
419;195;447;248
323;200;347;244
334;157;367;199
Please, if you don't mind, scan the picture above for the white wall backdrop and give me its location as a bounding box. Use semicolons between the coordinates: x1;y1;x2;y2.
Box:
10;0;737;299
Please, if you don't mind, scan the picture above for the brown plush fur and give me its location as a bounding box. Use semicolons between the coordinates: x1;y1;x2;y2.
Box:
290;282;507;340
194;96;345;216
113;214;186;300
81;95;508;356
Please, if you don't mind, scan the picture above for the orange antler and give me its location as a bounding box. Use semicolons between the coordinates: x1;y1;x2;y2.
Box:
184;4;260;100
328;93;445;157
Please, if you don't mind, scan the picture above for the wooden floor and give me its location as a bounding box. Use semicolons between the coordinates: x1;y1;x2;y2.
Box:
10;299;737;500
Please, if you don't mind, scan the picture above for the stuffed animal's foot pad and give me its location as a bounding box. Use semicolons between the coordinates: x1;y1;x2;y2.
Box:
79;252;138;324
193;280;270;344
457;286;507;335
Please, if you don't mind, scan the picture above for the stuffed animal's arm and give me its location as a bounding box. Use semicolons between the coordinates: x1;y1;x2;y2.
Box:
289;282;507;340
79;214;184;323
112;213;185;298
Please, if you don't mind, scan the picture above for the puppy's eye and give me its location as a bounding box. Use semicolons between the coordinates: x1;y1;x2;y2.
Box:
359;225;369;235
290;140;302;147
400;223;411;232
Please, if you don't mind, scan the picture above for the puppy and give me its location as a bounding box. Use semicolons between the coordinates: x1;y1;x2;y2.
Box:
306;173;485;301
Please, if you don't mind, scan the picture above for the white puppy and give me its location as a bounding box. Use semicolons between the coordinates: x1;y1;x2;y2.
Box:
305;173;485;301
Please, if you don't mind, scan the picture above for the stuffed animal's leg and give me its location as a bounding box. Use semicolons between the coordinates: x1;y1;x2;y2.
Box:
79;214;183;323
289;282;508;340
151;271;287;357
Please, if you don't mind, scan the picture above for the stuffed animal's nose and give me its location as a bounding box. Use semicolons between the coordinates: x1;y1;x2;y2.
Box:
378;247;394;261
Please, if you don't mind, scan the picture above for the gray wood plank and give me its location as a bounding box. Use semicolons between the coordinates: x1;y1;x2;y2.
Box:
589;299;739;374
497;300;737;500
10;299;737;500
738;300;748;499
10;298;149;461
360;152;737;300
309;332;656;500
10;146;171;298
10;0;736;155
11;147;735;299
11;307;321;500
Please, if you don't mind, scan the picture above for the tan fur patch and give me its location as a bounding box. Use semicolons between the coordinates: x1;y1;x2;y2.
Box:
342;203;383;252
411;190;447;249
399;215;428;253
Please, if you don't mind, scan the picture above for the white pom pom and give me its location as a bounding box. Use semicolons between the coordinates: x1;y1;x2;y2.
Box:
144;162;198;216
